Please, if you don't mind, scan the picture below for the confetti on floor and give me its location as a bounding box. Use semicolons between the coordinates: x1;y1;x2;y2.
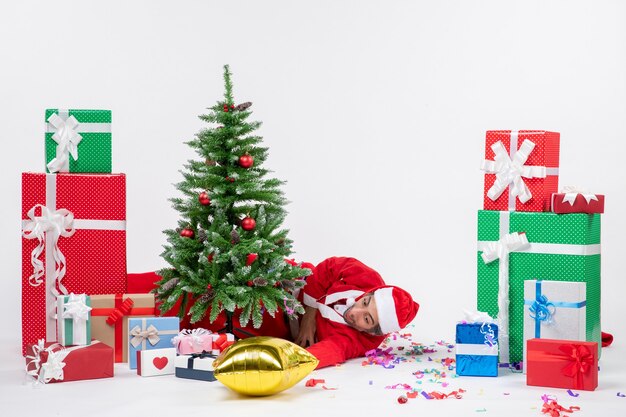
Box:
567;389;579;397
305;378;337;390
541;400;580;417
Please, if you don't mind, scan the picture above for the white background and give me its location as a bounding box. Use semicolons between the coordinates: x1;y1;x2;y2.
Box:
1;1;625;416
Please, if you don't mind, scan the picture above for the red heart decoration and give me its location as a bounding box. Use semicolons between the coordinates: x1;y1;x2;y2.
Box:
153;356;168;370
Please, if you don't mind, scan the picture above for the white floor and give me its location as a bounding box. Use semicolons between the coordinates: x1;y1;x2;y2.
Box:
1;327;625;417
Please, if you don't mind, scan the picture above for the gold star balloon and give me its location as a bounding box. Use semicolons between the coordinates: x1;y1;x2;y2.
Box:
213;336;319;396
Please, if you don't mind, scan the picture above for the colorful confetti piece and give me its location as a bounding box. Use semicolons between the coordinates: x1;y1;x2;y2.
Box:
567;389;579;397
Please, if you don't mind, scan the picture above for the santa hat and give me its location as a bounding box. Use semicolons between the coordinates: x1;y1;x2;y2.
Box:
357;286;419;334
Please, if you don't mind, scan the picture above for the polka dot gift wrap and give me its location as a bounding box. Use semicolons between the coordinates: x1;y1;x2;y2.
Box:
21;173;127;355
476;210;601;365
45;109;112;173
481;130;560;212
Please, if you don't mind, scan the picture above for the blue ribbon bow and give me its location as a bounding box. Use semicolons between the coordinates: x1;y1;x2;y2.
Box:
525;281;586;338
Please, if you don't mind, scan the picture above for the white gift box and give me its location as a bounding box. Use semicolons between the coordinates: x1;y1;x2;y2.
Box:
175;353;216;381
136;347;176;377
522;280;586;373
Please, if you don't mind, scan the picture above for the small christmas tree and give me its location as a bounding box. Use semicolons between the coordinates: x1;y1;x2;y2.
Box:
154;65;310;333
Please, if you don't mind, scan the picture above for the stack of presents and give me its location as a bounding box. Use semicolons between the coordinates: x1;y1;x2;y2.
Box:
455;130;604;391
21;109;234;385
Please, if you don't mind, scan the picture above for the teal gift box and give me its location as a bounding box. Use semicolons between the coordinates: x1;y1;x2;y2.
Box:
477;210;601;364
56;293;92;346
45;109;112;173
128;317;180;369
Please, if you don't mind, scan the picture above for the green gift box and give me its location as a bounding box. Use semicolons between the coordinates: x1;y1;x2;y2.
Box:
45;109;112;173
477;210;600;364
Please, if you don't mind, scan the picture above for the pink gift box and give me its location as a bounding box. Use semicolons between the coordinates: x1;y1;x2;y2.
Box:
171;329;213;355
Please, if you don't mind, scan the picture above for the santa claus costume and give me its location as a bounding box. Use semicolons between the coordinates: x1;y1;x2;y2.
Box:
298;256;419;368
126;257;419;368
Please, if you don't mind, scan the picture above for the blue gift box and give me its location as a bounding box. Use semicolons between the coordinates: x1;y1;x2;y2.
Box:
128;317;180;369
455;322;499;377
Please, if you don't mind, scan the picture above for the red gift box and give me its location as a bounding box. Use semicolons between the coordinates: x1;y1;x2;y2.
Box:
526;338;598;391
21;173;127;355
481;130;560;212
551;191;605;214
25;340;114;384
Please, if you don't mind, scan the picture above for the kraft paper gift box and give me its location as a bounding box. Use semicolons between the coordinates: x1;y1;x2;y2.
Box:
45;109;112;173
175;352;217;382
171;328;213;355
526;338;598;391
128;317;180;369
137;348;176;377
455;322;499;377
21;172;127;355
481;130;560;212
25;339;114;384
90;293;156;363
522;280;586;373
477;210;601;364
56;293;91;346
551;189;605;214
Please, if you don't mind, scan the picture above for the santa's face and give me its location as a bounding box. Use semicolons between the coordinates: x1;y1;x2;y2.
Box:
343;294;380;333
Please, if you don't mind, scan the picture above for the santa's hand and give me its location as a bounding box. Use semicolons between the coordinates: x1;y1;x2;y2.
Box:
296;306;317;347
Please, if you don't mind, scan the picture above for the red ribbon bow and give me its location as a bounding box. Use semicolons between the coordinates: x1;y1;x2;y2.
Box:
559;344;593;389
106;298;135;326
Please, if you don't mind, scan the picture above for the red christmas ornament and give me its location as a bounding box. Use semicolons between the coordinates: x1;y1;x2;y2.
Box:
223;104;235;112
241;216;256;231
397;395;408;404
225;176;235;183
207;253;214;263
246;280;254;287
238;154;254;168
198;191;211;205
273;281;281;288
246;253;258;266
180;228;194;238
206;283;212;291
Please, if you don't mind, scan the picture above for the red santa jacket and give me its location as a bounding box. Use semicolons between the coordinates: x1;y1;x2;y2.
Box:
301;257;388;369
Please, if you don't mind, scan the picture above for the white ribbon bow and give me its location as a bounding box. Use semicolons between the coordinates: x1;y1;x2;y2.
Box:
25;339;67;385
480;232;530;264
172;328;212;348
462;310;496;324
560;185;598;205
481;140;547;204
46;113;82;173
130;325;160;348
21;204;76;292
62;293;91;323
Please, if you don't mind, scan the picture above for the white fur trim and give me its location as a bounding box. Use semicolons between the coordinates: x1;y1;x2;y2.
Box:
324;290;364;305
375;287;400;334
302;293;318;308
